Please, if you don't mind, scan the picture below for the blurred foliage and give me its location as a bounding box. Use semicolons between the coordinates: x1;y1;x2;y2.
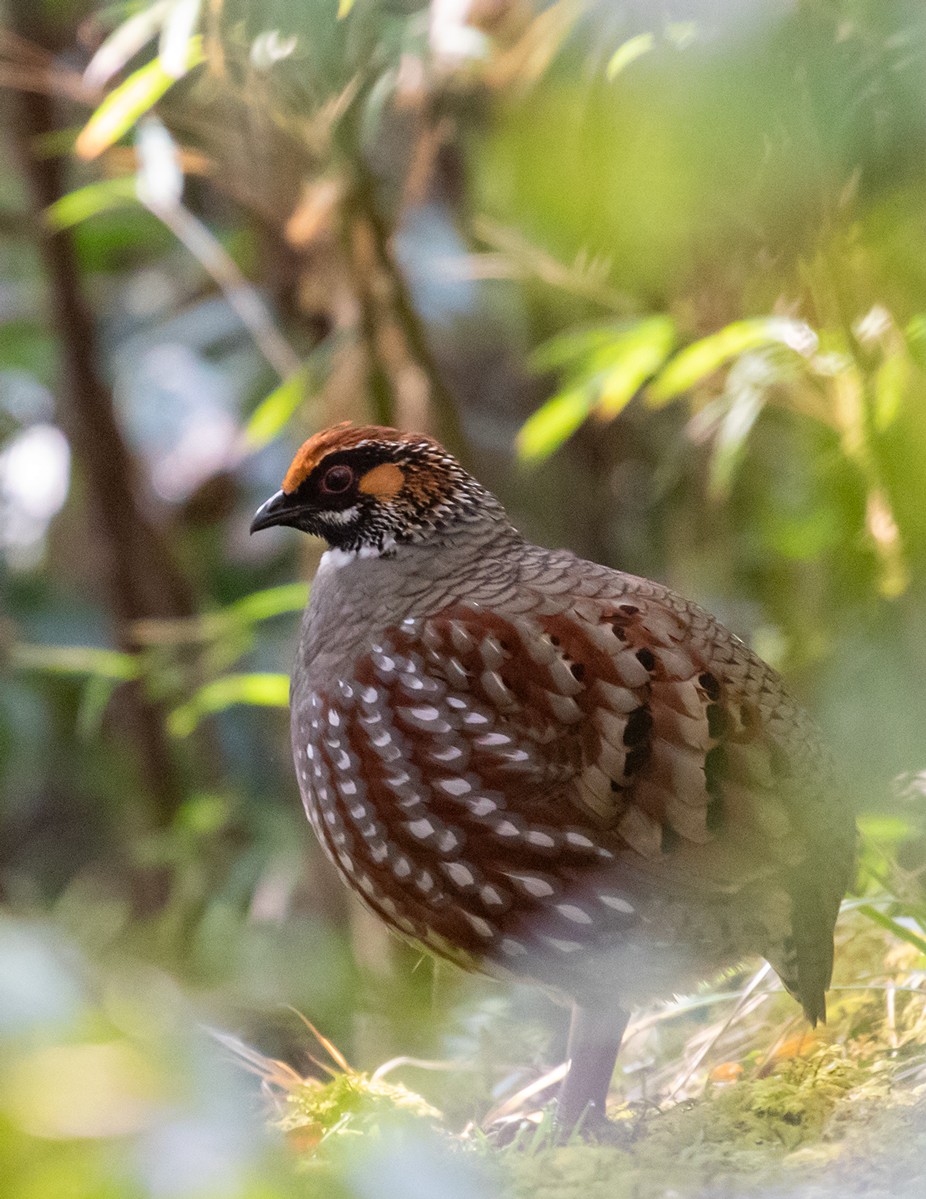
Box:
2;0;926;1195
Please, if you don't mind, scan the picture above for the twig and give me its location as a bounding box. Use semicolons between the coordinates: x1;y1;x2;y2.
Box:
349;156;464;452
143;198;301;380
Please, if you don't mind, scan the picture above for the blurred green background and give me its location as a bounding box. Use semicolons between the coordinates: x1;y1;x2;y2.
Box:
1;0;925;1195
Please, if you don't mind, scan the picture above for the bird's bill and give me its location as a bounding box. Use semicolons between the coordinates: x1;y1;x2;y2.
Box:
249;489;302;533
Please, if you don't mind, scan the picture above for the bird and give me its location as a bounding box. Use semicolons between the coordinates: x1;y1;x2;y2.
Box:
250;422;855;1134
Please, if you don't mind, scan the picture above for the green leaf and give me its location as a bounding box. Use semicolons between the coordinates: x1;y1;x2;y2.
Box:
337;0;356;15
857;814;915;845
528;323;637;373
649;317;818;406
76;675;121;741
904;314;926;368
76;35;205;160
874;351;908;431
516;388;594;462
221;584;309;627
168;672;289;737
11;643;140;681
519;317;675;459
243;365;316;451
594;316;676;417
857;904;926;956
606;32;655;80
46;178;139;230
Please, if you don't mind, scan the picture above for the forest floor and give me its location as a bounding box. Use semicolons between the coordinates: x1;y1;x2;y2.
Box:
263;911;926;1199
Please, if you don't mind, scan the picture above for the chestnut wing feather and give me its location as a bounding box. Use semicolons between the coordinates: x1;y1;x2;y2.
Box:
299;592;849;1013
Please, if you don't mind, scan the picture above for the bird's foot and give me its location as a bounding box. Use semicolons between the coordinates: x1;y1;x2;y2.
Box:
479;1101;631;1149
553;1100;632;1145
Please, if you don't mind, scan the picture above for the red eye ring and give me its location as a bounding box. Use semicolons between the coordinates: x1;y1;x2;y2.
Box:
320;464;354;495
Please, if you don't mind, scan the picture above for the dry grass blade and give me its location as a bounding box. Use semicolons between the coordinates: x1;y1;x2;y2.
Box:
207;1027;307;1092
481;1060;567;1127
662;963;775;1102
286;1006;352;1074
371;1055;473;1082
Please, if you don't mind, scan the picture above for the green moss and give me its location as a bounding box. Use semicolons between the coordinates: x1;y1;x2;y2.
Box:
280;1070;442;1147
281;918;926;1199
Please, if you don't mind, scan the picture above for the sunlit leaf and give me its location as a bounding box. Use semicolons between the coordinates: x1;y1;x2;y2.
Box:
874;351;908;431
595;316;675;417
244;364;316;450
169;672;289;737
83;1;171;90
76;36;205;160
46;178;138;229
606;32;655;80
176;792;229;835
649;317;818;406
857;814;915;845
520;317;675;458
12;643;140;681
517;388;593;461
159;0;203;79
528;323;637;373
337;0;356;16
222;584;310;626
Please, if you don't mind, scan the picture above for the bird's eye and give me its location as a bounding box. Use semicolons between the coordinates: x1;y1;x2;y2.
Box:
320;464;354;495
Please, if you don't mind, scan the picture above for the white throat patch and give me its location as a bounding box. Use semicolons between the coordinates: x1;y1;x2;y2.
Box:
319;539;395;572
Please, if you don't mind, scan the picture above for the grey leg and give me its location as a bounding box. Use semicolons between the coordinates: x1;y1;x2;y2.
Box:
556;1002;629;1133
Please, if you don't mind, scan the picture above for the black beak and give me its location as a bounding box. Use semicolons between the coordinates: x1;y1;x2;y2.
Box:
250;489;301;534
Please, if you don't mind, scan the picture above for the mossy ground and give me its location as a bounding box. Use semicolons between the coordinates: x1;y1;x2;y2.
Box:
268;913;926;1198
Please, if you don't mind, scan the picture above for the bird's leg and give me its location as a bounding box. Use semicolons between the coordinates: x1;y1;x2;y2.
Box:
556;1002;629;1135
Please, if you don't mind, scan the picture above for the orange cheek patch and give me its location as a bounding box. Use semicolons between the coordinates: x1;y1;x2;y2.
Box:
359;463;405;498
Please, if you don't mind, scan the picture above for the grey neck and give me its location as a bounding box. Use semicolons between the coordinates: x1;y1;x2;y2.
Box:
295;514;525;686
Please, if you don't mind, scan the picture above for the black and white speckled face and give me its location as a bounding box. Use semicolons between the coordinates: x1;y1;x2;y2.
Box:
250;424;495;555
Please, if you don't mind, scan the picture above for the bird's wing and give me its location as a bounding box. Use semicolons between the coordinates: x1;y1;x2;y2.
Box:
400;591;851;1017
305;592;850;1010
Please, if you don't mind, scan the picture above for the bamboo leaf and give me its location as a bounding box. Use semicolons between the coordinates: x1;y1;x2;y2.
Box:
11;643;140;681
520;317;675;458
528;323;637;373
169;672;290;737
594;316;675;418
76;35;205;160
516;388;593;461
159;0;203;79
649;317;818;406
46;178;139;229
244;365;316;451
84;0;172;90
858;904;926;956
606;32;655;80
222;584;309;626
874;351;908;431
857;814;915;845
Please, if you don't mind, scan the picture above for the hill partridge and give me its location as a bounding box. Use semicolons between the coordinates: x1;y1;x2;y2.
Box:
251;423;854;1133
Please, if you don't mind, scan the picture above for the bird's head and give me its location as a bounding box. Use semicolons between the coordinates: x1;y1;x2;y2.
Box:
250;423;504;557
